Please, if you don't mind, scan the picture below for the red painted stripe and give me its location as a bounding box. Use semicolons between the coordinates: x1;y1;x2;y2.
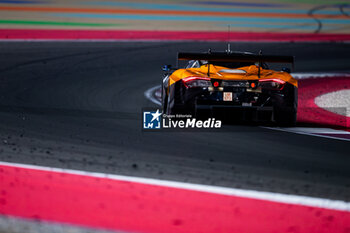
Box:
298;77;350;129
1;29;350;41
0;164;349;233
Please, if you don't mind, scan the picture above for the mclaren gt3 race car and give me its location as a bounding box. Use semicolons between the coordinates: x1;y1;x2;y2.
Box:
161;51;298;126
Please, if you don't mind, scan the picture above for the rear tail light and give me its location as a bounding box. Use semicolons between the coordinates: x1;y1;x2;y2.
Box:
182;76;211;88
259;79;286;90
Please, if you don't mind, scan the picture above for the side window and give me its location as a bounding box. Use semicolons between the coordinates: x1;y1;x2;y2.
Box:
185;60;200;68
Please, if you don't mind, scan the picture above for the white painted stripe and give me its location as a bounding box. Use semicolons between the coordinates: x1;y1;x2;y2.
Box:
1;161;350;212
291;72;350;79
144;85;161;106
314;89;350;117
263;127;350;142
279;127;350;134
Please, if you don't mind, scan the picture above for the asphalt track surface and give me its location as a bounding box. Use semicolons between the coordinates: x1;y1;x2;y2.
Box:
0;41;349;203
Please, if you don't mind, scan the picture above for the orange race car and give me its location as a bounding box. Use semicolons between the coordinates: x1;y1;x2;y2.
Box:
161;50;297;126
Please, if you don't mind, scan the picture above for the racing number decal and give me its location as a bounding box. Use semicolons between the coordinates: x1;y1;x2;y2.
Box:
223;92;233;101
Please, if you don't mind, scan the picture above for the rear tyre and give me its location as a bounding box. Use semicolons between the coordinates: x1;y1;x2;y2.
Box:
194;106;211;120
274;109;297;127
162;87;168;114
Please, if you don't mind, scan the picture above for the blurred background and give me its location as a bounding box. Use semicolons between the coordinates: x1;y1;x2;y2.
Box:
0;0;349;35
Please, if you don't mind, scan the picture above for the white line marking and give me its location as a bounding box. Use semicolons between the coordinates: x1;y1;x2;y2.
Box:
280;127;350;134
263;127;350;142
292;72;350;79
1;161;350;212
144;85;161;106
314;89;350;117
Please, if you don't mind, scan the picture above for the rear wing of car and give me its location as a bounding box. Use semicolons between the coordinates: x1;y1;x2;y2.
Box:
177;52;294;77
177;52;294;64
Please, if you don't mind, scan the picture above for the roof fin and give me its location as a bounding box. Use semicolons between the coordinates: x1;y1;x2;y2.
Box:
207;49;211;77
258;50;262;78
226;25;231;54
